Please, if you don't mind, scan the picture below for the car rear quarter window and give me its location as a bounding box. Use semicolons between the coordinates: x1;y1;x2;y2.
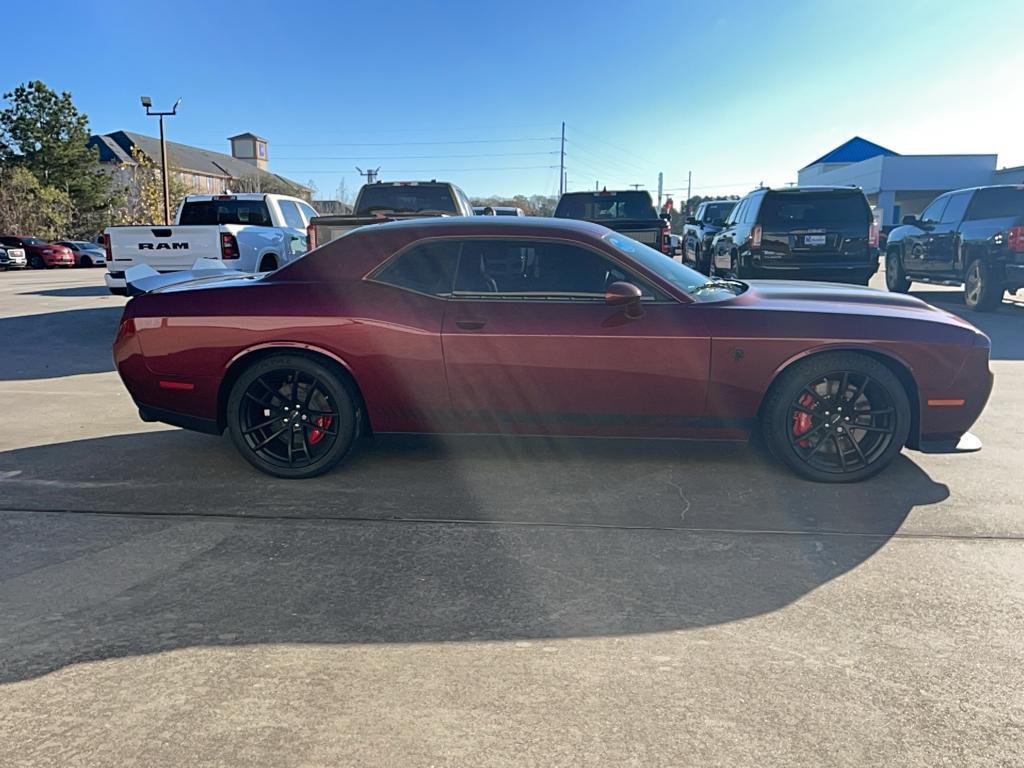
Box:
759;192;869;229
964;187;1024;220
371;240;460;297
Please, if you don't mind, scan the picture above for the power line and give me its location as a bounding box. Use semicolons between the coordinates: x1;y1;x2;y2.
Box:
565;139;651;177
274;150;559;161
282;164;560;174
568;125;658;168
266;136;559;147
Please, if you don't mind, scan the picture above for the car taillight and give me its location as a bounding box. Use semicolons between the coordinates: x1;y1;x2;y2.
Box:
306;223;317;251
220;233;240;260
1007;225;1024;253
103;234;113;262
660;225;671;255
751;224;762;248
869;221;880;248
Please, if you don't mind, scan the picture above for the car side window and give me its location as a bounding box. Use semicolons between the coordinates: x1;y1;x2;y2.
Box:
298;203;318;224
920;196;948;224
727;199;747;225
278;200;306;229
453;239;658;299
371;240;461;297
939;191;971;224
695;204;705;222
743;194;763;223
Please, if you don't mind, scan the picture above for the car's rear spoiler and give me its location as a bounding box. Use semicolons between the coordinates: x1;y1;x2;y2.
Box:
124;258;247;296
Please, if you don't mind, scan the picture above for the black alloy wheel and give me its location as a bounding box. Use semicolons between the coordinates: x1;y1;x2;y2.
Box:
227;355;360;478
762;352;911;483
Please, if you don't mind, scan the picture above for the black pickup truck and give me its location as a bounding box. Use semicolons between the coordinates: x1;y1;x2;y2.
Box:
683;199;737;274
308;180;475;247
885;185;1024;311
554;189;672;255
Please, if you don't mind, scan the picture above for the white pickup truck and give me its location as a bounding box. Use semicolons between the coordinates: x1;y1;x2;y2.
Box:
103;193;318;295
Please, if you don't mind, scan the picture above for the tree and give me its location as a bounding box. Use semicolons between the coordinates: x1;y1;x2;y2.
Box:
0;80;112;235
0;166;73;239
335;177;353;205
109;146;190;226
232;173;309;199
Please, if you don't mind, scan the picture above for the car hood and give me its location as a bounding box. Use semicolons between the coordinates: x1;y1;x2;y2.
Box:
744;280;983;332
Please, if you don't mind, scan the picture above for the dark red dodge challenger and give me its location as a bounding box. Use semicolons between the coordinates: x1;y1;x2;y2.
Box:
113;217;992;483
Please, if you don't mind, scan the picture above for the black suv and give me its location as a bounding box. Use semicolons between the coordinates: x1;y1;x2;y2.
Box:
884;185;1024;312
683;199;736;274
710;187;878;284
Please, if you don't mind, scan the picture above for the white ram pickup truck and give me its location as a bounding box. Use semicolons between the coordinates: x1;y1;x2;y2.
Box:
103;193;318;294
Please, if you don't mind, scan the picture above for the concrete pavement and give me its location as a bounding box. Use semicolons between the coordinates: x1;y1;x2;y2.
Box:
1;267;1022;767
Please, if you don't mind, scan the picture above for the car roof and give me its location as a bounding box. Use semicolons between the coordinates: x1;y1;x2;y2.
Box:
359;215;610;237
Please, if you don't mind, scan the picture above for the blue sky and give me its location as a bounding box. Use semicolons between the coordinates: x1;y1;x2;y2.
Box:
5;0;1023;200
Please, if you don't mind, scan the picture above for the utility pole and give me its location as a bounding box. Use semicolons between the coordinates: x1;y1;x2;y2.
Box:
558;121;565;197
595;181;599;191
685;170;692;217
657;172;663;208
140;96;181;226
356;166;381;184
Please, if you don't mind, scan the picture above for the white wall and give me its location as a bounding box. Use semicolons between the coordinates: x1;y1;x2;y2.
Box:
878;155;995;191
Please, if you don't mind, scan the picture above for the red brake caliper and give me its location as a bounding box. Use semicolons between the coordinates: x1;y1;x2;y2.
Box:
308;416;333;445
792;393;816;447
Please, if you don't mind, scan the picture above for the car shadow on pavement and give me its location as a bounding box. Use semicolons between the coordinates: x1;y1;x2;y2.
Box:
0;307;122;380
20;285;113;298
910;288;1024;361
0;429;949;684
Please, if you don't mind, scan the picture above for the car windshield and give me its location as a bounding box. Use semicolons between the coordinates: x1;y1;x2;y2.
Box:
555;191;658;221
355;185;458;215
603;233;741;300
759;191;869;229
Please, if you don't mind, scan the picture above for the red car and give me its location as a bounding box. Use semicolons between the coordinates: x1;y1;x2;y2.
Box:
0;236;74;268
113;217;992;483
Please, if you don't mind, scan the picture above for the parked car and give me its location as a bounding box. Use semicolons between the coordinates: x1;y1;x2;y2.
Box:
554;189;672;255
54;240;107;267
309;181;475;247
884;185;1024;312
0;244;27;270
710;187;879;284
114;216;991;484
103;193;318;295
0;236;74;269
473;206;525;217
684;200;737;273
668;233;683;260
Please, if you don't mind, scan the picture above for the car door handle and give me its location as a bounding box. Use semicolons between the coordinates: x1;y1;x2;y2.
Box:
455;319;486;330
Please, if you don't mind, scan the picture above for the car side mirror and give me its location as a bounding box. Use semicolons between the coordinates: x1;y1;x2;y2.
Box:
605;281;643;318
902;215;918;225
686;216;697;225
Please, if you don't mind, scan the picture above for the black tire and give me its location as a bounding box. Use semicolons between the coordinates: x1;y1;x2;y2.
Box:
258;254;278;272
226;354;361;479
29;254;45;269
885;249;910;293
963;257;1002;312
81;256;92;267
761;352;911;483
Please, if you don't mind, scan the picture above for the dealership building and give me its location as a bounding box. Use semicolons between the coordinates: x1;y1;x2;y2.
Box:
798;137;1024;226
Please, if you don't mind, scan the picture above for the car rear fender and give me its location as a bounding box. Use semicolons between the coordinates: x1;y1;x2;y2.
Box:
218;342;368;432
757;344;922;448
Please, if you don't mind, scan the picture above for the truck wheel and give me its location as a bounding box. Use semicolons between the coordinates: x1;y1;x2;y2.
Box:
259;254;278;272
964;258;1003;312
29;254;45;269
884;249;910;293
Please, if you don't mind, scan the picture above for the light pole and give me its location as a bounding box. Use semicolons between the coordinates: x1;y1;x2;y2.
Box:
140;96;181;225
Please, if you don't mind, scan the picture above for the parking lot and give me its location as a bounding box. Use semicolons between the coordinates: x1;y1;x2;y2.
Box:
1;266;1023;766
